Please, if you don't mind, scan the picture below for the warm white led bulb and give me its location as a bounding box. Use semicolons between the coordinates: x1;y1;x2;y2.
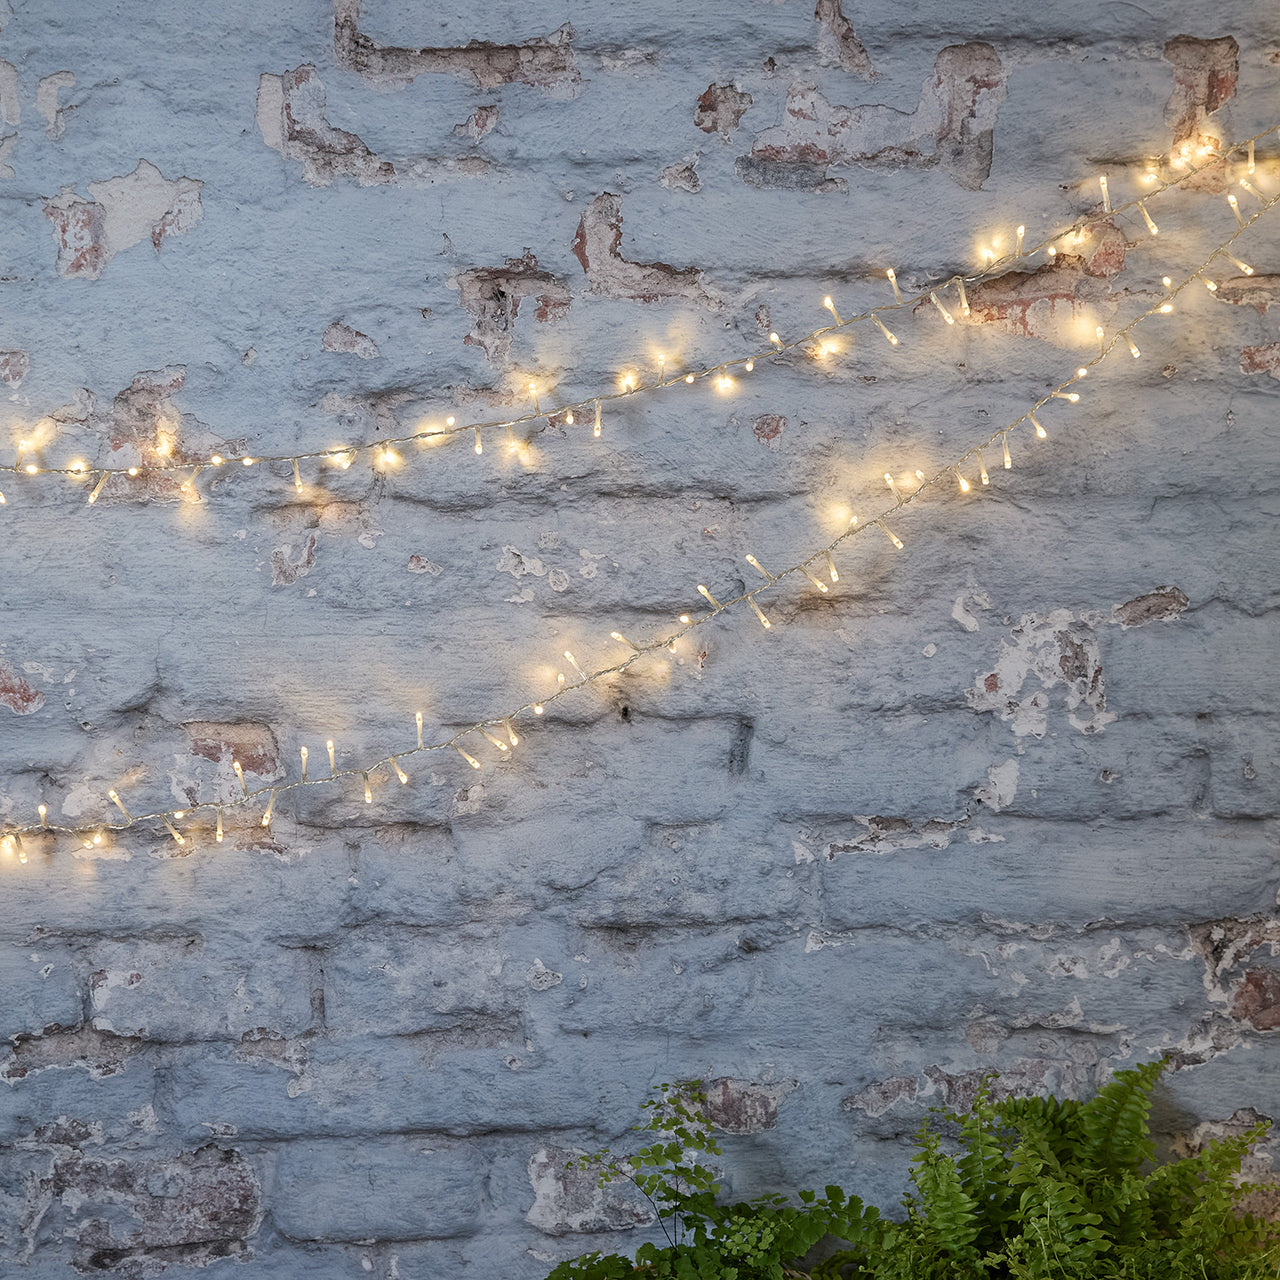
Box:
886;268;903;303
1138;202;1158;235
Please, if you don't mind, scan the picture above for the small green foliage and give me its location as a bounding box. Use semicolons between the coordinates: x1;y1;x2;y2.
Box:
545;1062;1279;1280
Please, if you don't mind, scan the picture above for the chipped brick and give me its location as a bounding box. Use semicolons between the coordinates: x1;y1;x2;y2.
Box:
257;64;395;187
321;320;381;359
842;1075;918;1117
699;1077;797;1133
0;657;44;714
35;70;75;139
450;249;571;363
184;722;281;776
526;1145;653;1235
1230;968;1280;1031
1164;35;1238;147
453;104;499;141
1240;342;1280;379
0;349;29;385
334;0;580;94
965;256;1120;341
1;1025;143;1080
43;160;202;280
752;413;786;445
1114;586;1189;628
660;156;701;192
1214;273;1280;314
813;0;875;78
572;193;717;305
695;83;753;141
271;534;318;585
738;44;1005;194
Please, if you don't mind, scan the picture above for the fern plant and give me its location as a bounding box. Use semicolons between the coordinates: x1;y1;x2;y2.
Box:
544;1061;1279;1280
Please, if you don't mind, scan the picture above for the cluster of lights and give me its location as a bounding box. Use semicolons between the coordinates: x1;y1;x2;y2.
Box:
1;126;1277;856
0;128;1275;512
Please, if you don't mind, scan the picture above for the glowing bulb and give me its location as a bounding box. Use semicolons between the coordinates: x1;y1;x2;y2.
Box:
532;703;544;715
745;554;774;582
210;454;224;466
216;808;224;843
1002;435;1012;469
885;472;902;501
233;760;248;795
799;564;829;594
1239;178;1265;204
474;428;483;455
37;803;47;828
875;520;903;550
1015;225;1025;255
679;615;691;625
824;551;839;583
14;834;26;864
173;811;184;820
768;332;783;350
127;467;139;477
69;460;86;473
594;400;602;438
481;730;510;754
957;279;970;317
300;746;309;781
747;597;771;629
1099;174;1111;213
564;650;587;680
261;791;277;826
241;457;254;466
362;772;373;803
697;584;723;609
611;630;643;652
929;292;956;325
23;464;36;474
1076;367;1088;379
684;373;695;384
1029;412;1047;440
886;268;903;303
823;295;844;325
162;816;186;846
716;374;733;392
873;316;899;345
744;359;754;372
1247;139;1255;174
391;756;409;784
977;451;989;485
1204;278;1218;292
955;468;970;493
1227;193;1245;227
1137;201;1158;235
1125;334;1141;358
1051;391;1080;403
415;711;424;749
1159;303;1173;314
379;448;398;467
156;435;172;457
565;411;574;425
503;721;519;746
326;739;336;776
292;459;303;492
454;745;481;770
108;788;132;820
1046;245;1057;259
1224;253;1254;276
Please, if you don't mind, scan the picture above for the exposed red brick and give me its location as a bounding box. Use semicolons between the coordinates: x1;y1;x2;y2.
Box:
270;533;318;585
42;193;107;278
695;83;753;141
451;249;572;363
0;349;30;386
0;658;44;715
813;0;875;77
1240;342;1280;379
334;0;580;94
1114;586;1190;628
1230;968;1280;1031
1215;274;1280;314
572;194;716;306
698;1078;797;1133
184;722;282;776
752;414;786;446
1164;35;1238;147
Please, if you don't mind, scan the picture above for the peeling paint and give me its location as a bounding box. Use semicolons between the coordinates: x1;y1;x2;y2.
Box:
450;249;571;363
695;83;753;141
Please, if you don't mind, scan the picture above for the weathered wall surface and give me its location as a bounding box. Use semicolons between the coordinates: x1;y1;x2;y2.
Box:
1;0;1278;1275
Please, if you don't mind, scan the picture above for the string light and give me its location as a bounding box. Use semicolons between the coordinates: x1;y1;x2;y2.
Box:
563;650;587;681
823;295;844;325
1222;252;1254;276
1138;201;1158;235
611;630;643;652
1051;391;1080;403
260;791;276;826
929;291;956;325
232;760;248;795
300;745;309;781
361;772;373;803
747;597;772;629
1125;334;1141;359
956;279;971;317
480;730;510;754
391;756;409;784
416;711;424;749
1228;193;1245;228
886;268;903;304
1002;435;1013;469
977;451;989;485
4;134;1278;852
1239;178;1266;204
873;316;899;345
503;721;519;746
215;807;223;843
1248;139;1255;173
823;552;839;583
326;739;336;776
745;554;775;583
161;816;185;846
799;564;829;594
954;467;971;493
1028;412;1048;440
593;400;602;438
1099;174;1111;213
1015;225;1025;256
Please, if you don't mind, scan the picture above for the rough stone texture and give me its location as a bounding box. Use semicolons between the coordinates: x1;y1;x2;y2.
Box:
2;0;1279;1275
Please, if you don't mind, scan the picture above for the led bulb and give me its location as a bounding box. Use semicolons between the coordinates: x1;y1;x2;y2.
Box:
823;295;844;325
744;359;754;372
697;584;723;610
747;597;771;629
503;721;519;746
684;373;695;384
800;565;829;594
242;457;254;466
977;451;989;485
563;650;587;680
824;551;839;583
445;416;455;426
1247;138;1255;174
768;332;783;350
362;772;373;803
1002;436;1012;469
300;745;309;781
955;468;970;493
210;454;224;466
1077;367;1088;379
532;703;545;715
885;472;902;501
875;520;904;550
886;268;903;303
929;291;955;325
594;400;602;439
611;630;643;652
416;711;424;749
454;745;481;770
216;808;224;843
1015;225;1025;256
261;791;277;826
745;554;774;582
1224;253;1254;276
233;760;248;795
1125;334;1141;359
1204;278;1218;293
1029;412;1047;440
481;729;510;754
37;803;47;828
565;411;574;425
474;428;483;455
1138;201;1158;235
1099;174;1111;213
1051;391;1080;403
162;816;186;846
292;459;303;493
873;316;899;345
326;739;336;776
391;756;409;784
1227;193;1245;227
1239;178;1266;204
957;279;970;317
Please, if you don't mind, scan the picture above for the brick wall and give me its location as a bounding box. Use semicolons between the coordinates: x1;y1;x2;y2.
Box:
2;1;1279;1275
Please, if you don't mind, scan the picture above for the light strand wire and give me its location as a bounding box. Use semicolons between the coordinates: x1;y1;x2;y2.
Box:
0;126;1275;494
5;183;1275;852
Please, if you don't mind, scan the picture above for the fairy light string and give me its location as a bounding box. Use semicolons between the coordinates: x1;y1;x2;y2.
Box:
0;127;1275;497
2;129;1278;852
